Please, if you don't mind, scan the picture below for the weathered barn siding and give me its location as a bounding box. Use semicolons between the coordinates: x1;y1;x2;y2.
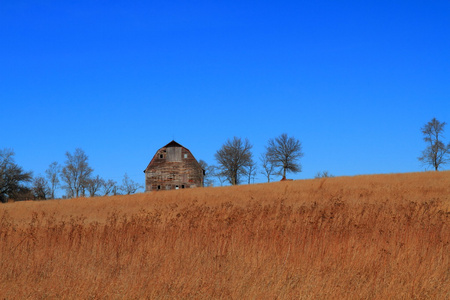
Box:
144;141;204;192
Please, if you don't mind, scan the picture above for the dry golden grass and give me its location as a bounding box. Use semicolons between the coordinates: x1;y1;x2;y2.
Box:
1;171;449;299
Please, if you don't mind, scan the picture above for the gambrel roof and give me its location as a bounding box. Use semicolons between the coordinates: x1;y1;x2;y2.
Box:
144;140;202;173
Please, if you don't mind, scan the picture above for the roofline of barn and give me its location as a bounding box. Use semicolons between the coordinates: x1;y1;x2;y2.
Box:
143;140;203;173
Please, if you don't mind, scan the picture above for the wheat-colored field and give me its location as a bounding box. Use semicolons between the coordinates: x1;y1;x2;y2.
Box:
0;171;449;299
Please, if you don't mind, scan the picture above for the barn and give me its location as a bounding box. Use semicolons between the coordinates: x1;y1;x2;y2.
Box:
144;141;204;191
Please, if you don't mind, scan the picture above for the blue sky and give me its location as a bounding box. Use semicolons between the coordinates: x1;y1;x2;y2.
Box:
1;1;450;193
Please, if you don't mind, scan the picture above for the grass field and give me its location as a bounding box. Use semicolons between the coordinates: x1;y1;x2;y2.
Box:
1;171;449;299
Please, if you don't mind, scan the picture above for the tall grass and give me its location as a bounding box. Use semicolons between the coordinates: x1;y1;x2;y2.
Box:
0;172;449;299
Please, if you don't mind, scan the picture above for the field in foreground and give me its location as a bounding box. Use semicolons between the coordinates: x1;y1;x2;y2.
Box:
0;172;449;299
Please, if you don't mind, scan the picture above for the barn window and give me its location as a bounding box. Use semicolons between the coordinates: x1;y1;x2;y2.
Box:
159;154;164;159
184;154;188;159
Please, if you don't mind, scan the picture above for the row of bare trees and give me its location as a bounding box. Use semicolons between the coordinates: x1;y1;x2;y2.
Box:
205;118;450;186
45;148;142;199
204;133;304;186
0;148;142;202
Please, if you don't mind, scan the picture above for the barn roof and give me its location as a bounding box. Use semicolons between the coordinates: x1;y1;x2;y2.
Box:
144;140;201;173
164;140;184;148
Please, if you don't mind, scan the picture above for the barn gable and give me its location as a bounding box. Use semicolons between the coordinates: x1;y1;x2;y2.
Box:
144;141;204;191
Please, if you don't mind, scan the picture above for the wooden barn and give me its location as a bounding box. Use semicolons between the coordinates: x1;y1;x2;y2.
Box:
144;141;204;191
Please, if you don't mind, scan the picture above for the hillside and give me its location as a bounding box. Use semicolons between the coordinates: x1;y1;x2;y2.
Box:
1;172;449;299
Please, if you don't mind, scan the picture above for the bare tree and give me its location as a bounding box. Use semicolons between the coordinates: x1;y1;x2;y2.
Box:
216;173;225;186
246;160;257;184
215;137;253;185
32;175;50;200
112;184;121;196
419;118;450;171
102;179;117;196
61;148;93;198
85;175;104;197
0;149;33;203
315;171;334;178
211;165;225;186
120;173;143;195
45;162;60;199
198;160;215;187
260;153;276;182
266;133;304;179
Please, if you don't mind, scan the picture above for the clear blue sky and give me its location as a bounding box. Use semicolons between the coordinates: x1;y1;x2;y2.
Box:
2;1;450;193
